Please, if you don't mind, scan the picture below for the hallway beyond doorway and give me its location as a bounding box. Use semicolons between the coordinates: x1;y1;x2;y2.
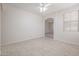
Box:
45;33;53;38
45;18;53;39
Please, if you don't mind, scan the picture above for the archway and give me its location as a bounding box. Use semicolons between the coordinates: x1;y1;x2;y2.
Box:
45;18;53;38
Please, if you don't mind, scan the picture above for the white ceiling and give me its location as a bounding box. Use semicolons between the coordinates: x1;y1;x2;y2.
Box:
8;3;79;15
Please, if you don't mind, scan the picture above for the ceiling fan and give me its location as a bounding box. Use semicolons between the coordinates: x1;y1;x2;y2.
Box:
39;3;51;13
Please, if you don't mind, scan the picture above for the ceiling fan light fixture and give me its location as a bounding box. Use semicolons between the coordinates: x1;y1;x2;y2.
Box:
40;7;47;12
40;3;48;13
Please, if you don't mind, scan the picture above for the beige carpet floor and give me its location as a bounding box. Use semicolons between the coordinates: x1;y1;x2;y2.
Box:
1;37;79;56
45;33;53;38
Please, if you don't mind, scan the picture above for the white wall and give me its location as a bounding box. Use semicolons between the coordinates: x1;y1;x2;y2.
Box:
2;4;44;45
45;5;79;45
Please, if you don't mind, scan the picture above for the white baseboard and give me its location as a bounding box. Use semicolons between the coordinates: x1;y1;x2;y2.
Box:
2;34;44;46
55;39;79;46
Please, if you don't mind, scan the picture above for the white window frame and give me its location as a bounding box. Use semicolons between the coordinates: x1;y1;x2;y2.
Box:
63;10;79;32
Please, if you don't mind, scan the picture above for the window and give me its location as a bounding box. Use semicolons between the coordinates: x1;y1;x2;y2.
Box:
64;10;79;32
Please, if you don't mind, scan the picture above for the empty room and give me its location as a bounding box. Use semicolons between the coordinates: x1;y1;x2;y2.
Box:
0;3;79;56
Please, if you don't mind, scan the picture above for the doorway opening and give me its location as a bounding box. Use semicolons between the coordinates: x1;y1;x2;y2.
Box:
45;18;53;38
